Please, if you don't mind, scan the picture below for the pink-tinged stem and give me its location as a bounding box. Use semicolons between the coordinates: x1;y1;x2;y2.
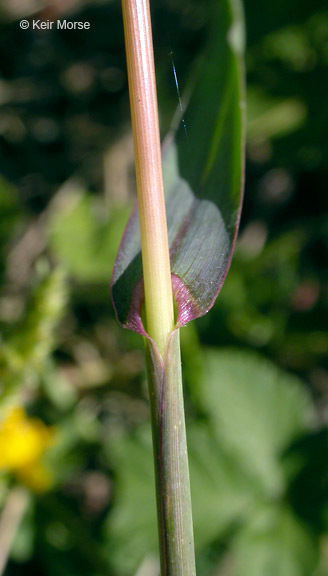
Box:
121;0;174;358
121;2;196;575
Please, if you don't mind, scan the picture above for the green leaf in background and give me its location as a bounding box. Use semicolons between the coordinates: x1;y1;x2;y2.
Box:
231;506;318;576
103;427;158;576
103;348;319;576
49;191;131;283
111;0;245;333
198;349;315;497
103;422;253;576
187;424;256;550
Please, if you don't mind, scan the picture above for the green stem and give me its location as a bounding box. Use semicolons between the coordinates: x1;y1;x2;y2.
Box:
121;0;196;572
146;331;196;576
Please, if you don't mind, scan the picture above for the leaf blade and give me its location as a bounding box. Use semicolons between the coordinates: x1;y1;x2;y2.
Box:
111;0;245;334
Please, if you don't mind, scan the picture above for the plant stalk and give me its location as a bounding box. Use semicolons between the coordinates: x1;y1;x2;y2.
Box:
121;1;196;574
121;0;174;358
146;331;196;576
0;487;29;575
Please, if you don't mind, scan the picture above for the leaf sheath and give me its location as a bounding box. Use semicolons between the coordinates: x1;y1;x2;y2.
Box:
146;330;196;576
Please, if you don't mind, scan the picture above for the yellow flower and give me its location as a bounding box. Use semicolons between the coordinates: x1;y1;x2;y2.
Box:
0;407;55;492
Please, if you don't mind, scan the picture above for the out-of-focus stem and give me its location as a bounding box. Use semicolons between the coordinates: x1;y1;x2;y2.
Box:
0;487;29;575
121;0;174;358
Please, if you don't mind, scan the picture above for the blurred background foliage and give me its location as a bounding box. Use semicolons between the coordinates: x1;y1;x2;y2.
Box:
0;0;327;575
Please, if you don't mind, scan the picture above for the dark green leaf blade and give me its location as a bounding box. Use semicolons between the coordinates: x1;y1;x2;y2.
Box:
111;0;245;333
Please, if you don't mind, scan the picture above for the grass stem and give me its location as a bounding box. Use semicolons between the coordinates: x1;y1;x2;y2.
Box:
121;2;196;574
121;0;174;358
